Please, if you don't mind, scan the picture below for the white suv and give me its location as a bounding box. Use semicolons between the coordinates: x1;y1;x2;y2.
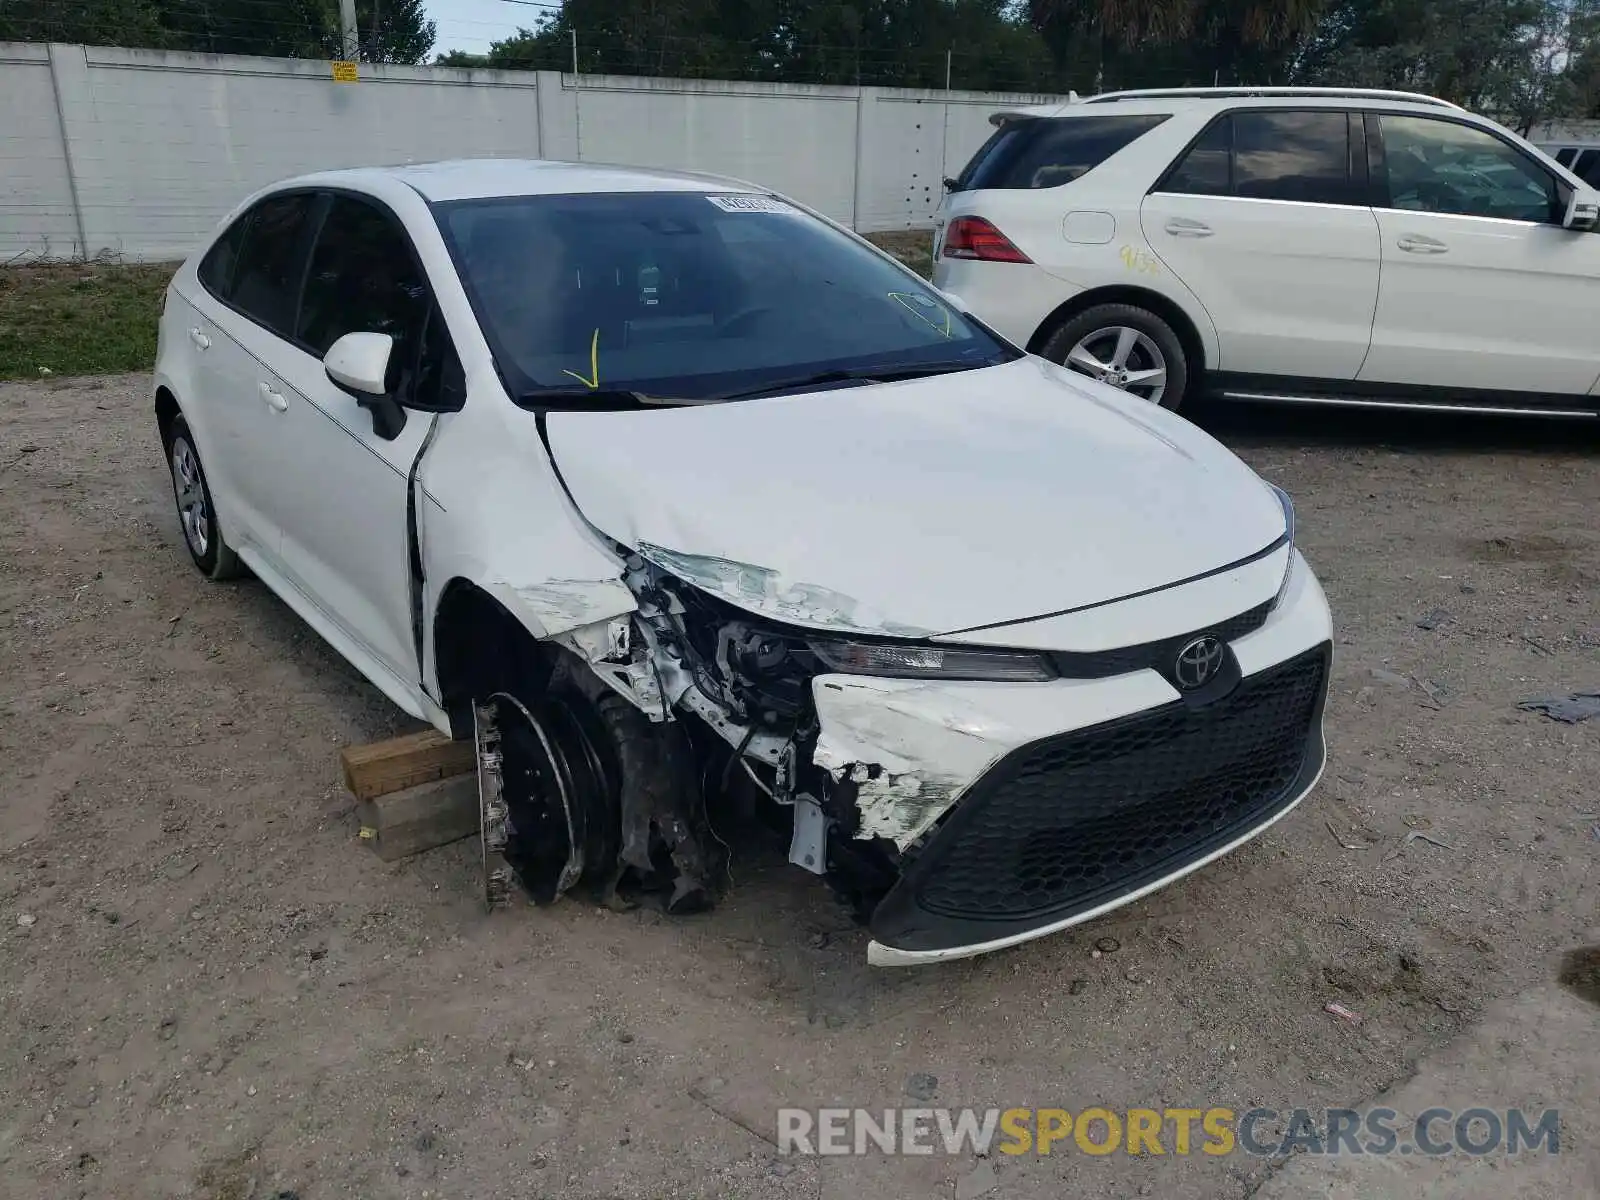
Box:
933;87;1600;416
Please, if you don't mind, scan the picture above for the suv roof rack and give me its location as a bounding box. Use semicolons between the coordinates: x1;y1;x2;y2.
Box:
1080;86;1464;111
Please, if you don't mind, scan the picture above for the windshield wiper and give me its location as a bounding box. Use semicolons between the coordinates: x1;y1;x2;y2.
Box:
516;387;699;410
712;359;991;402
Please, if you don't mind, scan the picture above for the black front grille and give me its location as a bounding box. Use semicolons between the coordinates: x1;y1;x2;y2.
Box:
1048;601;1273;681
869;645;1329;952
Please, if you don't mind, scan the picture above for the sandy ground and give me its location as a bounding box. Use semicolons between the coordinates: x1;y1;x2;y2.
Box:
1;375;1597;1200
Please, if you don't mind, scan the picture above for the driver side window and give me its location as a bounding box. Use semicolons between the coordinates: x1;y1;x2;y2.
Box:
1380;115;1560;223
297;196;432;378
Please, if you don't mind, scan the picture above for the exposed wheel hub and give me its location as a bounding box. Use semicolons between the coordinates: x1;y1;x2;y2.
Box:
474;688;723;915
476;693;619;908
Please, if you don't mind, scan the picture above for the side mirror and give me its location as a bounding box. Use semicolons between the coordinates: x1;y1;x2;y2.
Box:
1562;186;1599;231
324;331;394;395
324;332;407;440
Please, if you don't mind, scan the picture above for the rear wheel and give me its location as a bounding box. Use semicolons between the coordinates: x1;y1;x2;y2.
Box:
165;416;244;580
1041;303;1189;411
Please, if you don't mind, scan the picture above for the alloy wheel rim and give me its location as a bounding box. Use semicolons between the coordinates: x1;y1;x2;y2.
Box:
1064;326;1168;404
171;438;210;556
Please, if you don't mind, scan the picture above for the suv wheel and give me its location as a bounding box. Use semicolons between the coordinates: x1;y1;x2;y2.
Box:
165;416;244;580
1041;303;1188;410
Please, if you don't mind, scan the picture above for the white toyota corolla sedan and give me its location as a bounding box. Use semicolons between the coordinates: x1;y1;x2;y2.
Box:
153;159;1333;965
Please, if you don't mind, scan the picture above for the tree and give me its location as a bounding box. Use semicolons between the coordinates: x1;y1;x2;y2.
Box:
1291;0;1590;130
466;0;1060;91
0;0;171;46
354;0;436;63
1570;0;1600;114
0;0;434;64
436;49;492;67
1025;0;1328;89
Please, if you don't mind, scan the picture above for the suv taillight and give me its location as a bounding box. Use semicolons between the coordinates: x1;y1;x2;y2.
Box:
941;216;1031;263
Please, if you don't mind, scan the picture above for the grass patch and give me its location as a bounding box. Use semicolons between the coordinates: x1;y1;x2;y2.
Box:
866;229;935;279
0;261;176;381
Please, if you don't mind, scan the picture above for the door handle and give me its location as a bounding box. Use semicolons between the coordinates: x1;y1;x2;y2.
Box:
1396;234;1448;255
188;327;211;350
1164;218;1214;238
258;381;288;413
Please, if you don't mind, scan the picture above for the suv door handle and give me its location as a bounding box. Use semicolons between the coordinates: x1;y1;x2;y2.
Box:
188;327;211;350
1164;218;1214;237
1396;234;1448;254
258;381;288;413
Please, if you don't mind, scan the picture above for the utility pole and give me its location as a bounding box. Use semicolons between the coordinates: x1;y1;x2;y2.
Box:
339;0;360;60
572;28;583;161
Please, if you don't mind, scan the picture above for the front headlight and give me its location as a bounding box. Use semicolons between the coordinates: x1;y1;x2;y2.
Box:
1269;483;1296;609
808;638;1056;682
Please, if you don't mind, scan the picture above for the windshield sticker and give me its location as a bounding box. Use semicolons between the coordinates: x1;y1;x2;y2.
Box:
561;328;601;389
888;291;953;339
706;194;792;214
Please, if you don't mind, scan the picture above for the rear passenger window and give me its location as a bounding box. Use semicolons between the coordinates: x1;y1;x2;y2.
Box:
1555;148;1578;166
230;194;317;338
1160;111;1354;205
1163;118;1232;195
955;115;1170;190
1234;111;1351;203
198;215;249;299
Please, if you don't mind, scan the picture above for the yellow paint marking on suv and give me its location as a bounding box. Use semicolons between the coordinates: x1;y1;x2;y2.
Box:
1120;245;1161;275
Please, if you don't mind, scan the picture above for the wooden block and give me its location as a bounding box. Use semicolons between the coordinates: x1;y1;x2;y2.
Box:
340;728;475;801
355;775;481;862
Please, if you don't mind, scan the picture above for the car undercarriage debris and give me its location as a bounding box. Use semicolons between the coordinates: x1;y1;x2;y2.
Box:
482;552;967;931
614;555;920;918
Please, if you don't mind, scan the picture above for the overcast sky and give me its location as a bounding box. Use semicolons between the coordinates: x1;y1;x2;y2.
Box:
427;0;560;56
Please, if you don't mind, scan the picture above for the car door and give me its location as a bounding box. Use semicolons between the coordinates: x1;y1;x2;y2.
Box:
1142;109;1381;379
184;192;320;561
261;192;461;693
1360;113;1600;397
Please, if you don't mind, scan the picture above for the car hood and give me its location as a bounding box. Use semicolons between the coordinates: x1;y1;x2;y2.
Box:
542;356;1286;640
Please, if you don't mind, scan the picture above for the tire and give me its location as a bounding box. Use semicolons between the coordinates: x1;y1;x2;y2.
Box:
165;416;244;581
1040;303;1189;411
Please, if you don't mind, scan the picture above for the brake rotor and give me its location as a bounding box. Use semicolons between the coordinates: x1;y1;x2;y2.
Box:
475;692;619;911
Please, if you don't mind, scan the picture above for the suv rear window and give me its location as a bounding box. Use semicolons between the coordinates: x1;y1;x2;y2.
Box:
953;114;1170;191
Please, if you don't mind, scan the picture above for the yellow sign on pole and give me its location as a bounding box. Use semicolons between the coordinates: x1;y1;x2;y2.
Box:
332;60;359;83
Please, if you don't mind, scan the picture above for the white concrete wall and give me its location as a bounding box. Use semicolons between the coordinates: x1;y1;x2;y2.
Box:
1532;119;1600;148
0;45;83;260
0;42;1063;261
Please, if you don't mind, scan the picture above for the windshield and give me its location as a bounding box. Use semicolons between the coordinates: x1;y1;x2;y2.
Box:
435;190;1016;405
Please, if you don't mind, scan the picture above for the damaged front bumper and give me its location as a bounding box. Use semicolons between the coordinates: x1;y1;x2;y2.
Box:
815;552;1333;966
492;543;1333;967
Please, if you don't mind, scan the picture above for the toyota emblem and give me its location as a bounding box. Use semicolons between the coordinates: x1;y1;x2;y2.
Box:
1173;635;1225;690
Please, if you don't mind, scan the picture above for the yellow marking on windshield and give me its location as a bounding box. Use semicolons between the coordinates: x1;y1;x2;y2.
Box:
888;291;953;338
562;328;601;388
